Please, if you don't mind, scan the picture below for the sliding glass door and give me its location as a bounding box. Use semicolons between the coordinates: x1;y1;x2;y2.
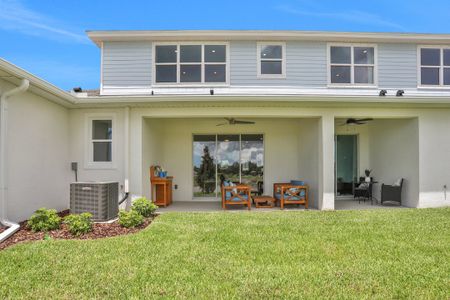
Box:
193;134;264;199
240;134;264;189
217;135;240;187
193;135;216;197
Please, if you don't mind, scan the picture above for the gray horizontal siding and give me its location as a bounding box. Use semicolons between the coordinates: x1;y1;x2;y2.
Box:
230;41;327;86
100;40;420;90
378;44;417;88
102;42;152;87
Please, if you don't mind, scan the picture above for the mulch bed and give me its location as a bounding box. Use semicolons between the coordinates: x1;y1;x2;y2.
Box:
0;226;6;234
0;210;156;251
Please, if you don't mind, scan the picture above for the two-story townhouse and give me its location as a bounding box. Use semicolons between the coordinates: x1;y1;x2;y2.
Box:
1;30;450;227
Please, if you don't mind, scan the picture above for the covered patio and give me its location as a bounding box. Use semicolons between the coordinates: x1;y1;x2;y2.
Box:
334;117;419;208
126;105;421;211
141;117;321;209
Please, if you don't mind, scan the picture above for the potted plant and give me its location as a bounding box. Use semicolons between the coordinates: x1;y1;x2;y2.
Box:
364;169;372;182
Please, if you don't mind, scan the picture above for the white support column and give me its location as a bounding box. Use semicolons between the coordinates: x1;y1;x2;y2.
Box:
128;110;143;197
319;114;335;210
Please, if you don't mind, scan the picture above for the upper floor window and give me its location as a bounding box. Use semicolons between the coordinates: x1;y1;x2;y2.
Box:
419;47;450;87
154;43;228;84
329;44;376;86
257;42;286;78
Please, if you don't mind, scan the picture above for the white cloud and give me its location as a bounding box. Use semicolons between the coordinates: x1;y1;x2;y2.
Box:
0;0;89;43
276;4;407;31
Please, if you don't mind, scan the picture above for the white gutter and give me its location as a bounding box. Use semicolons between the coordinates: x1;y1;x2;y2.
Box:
0;79;30;243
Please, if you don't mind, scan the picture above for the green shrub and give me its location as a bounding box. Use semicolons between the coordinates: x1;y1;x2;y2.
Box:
118;210;144;228
132;197;158;217
27;208;61;232
64;213;93;236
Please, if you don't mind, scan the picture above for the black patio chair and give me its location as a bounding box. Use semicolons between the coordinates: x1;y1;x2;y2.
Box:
381;179;403;205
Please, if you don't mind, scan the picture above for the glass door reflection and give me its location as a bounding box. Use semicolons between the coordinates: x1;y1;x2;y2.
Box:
216;135;240;197
241;134;264;194
193;135;217;197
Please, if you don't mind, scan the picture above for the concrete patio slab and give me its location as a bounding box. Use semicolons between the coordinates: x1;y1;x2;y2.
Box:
335;197;405;210
156;199;405;212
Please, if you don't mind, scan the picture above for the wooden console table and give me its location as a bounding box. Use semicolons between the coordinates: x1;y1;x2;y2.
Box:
150;166;173;207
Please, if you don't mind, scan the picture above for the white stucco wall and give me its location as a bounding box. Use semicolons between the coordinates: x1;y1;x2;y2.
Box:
142;118;163;199
298;118;320;208
369;119;420;207
69;108;126;191
418;112;450;207
1;80;71;222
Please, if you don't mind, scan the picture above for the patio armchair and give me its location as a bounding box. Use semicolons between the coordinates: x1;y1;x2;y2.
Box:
381;179;403;205
354;177;374;205
273;180;309;209
221;181;251;210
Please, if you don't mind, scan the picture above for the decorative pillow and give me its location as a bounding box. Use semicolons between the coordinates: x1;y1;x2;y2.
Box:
229;182;238;194
393;178;402;187
288;187;300;194
291;180;305;186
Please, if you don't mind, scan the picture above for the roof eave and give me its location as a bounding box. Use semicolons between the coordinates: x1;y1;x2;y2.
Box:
0;59;76;108
86;30;450;47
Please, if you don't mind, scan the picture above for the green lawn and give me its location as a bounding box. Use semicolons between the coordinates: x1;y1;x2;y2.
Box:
1;208;449;299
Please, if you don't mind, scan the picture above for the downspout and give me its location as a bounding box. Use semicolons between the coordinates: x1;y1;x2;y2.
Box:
0;79;30;242
120;106;130;207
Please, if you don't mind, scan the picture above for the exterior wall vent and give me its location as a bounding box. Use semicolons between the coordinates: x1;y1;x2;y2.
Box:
70;182;119;221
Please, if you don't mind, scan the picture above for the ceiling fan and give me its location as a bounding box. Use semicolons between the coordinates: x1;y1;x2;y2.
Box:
216;118;255;126
339;118;373;126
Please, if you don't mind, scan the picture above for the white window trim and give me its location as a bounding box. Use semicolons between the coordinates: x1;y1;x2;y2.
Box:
84;113;117;170
257;42;286;79
417;45;450;89
100;41;104;95
152;42;230;87
327;43;378;88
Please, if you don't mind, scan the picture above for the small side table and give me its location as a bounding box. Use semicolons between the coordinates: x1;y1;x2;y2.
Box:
253;195;276;208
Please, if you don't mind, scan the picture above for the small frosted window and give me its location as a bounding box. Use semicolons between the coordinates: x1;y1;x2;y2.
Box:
92;120;112;162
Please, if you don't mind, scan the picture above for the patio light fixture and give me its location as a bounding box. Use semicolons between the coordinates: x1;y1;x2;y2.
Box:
379;90;387;96
396;90;405;97
210;89;214;95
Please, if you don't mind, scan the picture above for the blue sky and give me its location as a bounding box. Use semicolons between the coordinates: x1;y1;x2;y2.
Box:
1;0;450;90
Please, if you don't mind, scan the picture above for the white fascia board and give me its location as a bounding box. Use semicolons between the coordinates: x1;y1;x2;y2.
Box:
97;86;450;98
74;93;450;107
86;30;450;47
